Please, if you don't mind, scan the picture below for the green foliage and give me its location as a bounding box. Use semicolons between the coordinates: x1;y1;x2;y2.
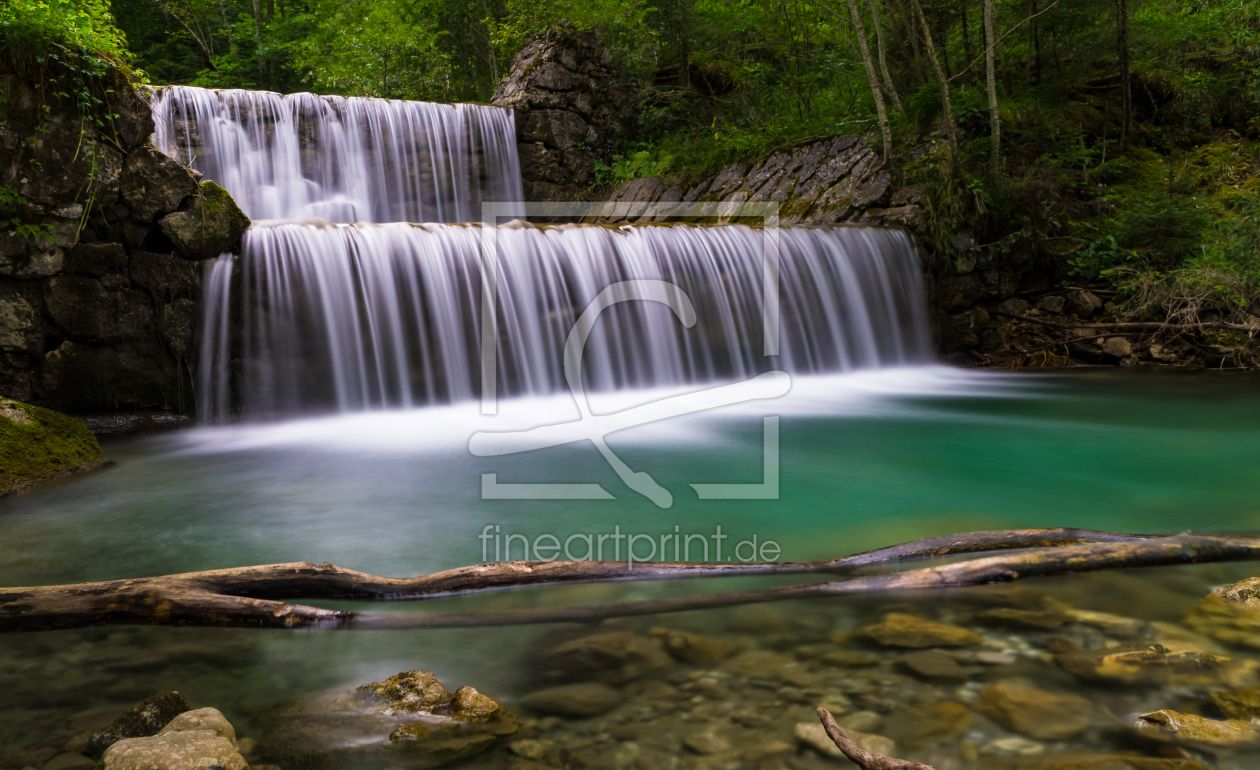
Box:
1112;198;1210;270
1;0;129;68
0;185;54;242
594;147;674;188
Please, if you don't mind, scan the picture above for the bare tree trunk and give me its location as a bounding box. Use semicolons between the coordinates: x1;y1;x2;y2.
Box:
984;0;1001;171
846;0;894;159
869;0;904;111
1;528;1167;633
1118;0;1132;144
908;0;962;172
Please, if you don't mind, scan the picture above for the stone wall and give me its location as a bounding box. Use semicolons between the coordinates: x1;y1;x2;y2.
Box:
0;66;249;415
492;29;637;202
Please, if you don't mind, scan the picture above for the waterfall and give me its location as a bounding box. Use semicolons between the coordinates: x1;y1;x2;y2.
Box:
200;222;932;419
150;86;524;223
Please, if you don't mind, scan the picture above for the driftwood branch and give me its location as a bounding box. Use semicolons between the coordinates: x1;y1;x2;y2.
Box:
1;529;1254;633
817;707;934;770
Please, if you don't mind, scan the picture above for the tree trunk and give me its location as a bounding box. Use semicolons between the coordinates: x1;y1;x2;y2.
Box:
1118;0;1132;144
869;0;904;111
961;0;973;81
984;0;1001;171
908;0;962;172
847;0;894;159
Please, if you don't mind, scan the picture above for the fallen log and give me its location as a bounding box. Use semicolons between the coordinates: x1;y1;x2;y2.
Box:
0;529;1253;633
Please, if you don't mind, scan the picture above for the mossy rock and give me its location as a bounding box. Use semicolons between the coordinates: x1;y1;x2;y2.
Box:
88;690;191;756
0;397;105;495
158;181;250;261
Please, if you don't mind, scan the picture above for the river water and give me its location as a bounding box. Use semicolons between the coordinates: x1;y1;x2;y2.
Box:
3;367;1260;767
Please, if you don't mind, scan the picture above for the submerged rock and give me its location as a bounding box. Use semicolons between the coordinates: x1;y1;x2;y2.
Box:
102;707;246;770
1210;687;1260;719
649;627;736;663
542;631;671;683
1184;588;1260;649
859;613;983;648
975;608;1071;630
900;650;968;681
792;721;895;759
0;397;105;495
519;682;622;717
1057;644;1258;687
1129;708;1260;748
881;702;973;749
1023;756;1209;770
88;691;190;756
256;670;517;769
974;683;1094;740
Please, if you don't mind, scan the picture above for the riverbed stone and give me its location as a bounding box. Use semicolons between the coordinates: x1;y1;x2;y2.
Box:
1057;644;1258;687
1128;709;1260;748
1183;595;1260;649
819;651;881;667
649;627;736;664
792;721;895;759
1210;687;1260;719
543;631;671;683
900;650;968;681
859;613;983;648
358;670;454;713
1024;756;1210;770
42;753;95;770
881;702;973;749
158;181;250;260
519;683;622;717
975;608;1071;630
974;683;1093;740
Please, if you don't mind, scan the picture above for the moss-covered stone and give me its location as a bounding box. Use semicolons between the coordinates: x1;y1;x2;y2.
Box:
88;691;191;756
158;181;250;261
0;397;105;495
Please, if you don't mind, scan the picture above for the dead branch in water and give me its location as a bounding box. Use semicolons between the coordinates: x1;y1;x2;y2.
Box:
817;707;934;770
0;529;1254;633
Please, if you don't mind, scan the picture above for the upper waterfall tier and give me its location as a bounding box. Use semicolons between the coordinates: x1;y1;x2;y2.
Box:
150;86;524;224
199;222;931;420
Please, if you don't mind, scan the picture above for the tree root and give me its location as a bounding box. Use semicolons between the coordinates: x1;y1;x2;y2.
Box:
817;707;934;770
1;528;1254;633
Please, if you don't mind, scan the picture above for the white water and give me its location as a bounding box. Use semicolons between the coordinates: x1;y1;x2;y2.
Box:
150;86;523;223
198;222;932;419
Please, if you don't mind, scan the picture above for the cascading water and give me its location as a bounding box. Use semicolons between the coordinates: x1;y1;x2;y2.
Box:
150;86;523;223
166;84;936;422
198;222;932;419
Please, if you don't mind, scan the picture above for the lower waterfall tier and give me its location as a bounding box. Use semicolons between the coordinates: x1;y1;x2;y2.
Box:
199;222;931;420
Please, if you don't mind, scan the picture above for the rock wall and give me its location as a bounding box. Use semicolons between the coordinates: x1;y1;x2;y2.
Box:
599;135;915;227
492;29;637;202
0;66;249;415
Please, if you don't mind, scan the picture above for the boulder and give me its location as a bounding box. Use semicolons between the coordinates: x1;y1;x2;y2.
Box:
1036;295;1066;314
158;181;250;260
0;283;38;352
973;683;1093;740
102;708;245;770
1064;289;1103;319
0;397;104;495
89;691;191;756
255;671;517;769
519;682;622;717
1129;709;1260;748
859;613;983;648
648;627;736;664
1102;337;1133;358
120;144;200;223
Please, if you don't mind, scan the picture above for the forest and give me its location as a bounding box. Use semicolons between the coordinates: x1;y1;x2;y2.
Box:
3;0;1259;340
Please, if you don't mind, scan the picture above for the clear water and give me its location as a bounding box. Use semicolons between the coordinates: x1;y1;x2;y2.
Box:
3;367;1260;765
